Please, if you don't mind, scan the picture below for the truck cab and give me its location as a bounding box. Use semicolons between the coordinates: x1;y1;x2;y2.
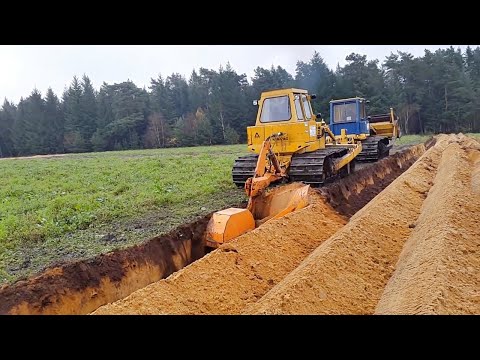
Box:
329;97;369;137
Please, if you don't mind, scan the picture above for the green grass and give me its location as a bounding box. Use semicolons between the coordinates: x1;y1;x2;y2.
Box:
394;133;480;146
393;134;431;146
467;133;480;141
0;144;249;283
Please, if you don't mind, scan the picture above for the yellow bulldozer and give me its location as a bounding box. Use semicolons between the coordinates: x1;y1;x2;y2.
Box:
205;88;362;248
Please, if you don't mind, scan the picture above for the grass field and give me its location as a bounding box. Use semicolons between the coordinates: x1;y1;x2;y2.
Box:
467;132;480;141
0;134;475;284
394;134;430;146
0;144;249;283
394;133;480;145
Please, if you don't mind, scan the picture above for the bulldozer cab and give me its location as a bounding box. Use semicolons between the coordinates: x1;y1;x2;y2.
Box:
248;89;324;154
329;97;369;137
254;88;316;125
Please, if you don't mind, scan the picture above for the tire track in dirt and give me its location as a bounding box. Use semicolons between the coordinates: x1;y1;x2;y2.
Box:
244;136;455;314
375;136;480;314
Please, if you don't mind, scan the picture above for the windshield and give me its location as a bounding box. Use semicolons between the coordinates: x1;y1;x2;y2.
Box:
260;96;291;122
333;102;357;123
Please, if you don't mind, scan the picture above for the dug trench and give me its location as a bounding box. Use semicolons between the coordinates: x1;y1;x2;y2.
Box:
0;142;429;315
244;134;479;315
0;216;213;315
375;135;480;314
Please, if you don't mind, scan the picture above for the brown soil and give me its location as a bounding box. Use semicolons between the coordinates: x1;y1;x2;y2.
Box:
375;135;480;314
0;215;209;315
92;144;426;315
92;186;347;314
1;145;421;315
245;134;480;314
244;136;455;314
319;143;428;217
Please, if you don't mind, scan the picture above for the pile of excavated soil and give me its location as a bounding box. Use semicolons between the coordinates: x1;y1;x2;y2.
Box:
93;185;347;314
244;135;457;314
93;143;429;315
376;136;480;314
318;143;427;217
0;143;426;315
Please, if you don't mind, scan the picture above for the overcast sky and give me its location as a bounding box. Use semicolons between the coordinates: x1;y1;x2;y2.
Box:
0;45;475;104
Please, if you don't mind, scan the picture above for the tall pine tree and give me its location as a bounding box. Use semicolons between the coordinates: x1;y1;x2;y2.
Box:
0;99;16;157
63;76;87;152
44;88;65;153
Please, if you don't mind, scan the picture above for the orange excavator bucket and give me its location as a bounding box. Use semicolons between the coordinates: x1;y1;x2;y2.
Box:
205;183;310;248
205;208;255;248
205;136;310;248
252;183;310;226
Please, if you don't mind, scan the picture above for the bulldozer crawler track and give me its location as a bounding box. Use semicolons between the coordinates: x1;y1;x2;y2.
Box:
289;148;350;186
232;154;259;186
357;136;391;162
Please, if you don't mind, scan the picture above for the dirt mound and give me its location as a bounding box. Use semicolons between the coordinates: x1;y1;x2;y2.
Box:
318;143;427;217
244;136;455;314
375;137;480;314
93;187;346;314
93;144;428;315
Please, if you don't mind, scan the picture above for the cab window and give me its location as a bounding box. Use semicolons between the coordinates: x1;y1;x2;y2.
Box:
294;95;304;120
360;102;366;119
302;95;312;119
260;96;291;122
333;102;357;123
